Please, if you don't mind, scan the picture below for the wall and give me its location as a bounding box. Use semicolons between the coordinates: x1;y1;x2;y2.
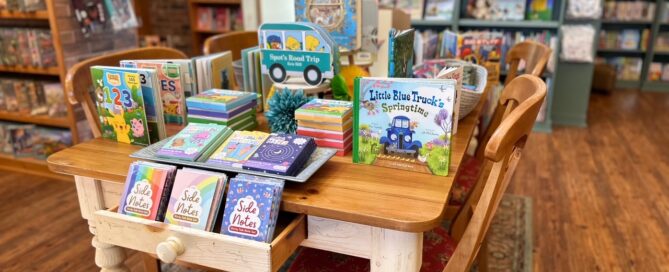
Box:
144;0;193;55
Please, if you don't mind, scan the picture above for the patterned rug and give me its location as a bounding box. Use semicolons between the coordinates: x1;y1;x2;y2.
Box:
162;195;533;272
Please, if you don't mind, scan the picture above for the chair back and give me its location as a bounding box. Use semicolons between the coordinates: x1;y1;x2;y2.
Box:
203;31;258;60
504;41;552;85
444;75;546;272
64;47;187;138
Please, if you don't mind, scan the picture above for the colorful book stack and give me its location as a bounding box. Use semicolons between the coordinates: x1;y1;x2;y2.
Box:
295;99;353;156
243;133;316;176
186;89;258;130
118;161;177;221
156;123;233;162
220;174;284;243
164;168;228;231
205;130;270;168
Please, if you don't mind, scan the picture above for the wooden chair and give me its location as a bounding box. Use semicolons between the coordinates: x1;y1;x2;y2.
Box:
504;41;552;85
64;47;187;139
203;31;258;60
286;75;547;272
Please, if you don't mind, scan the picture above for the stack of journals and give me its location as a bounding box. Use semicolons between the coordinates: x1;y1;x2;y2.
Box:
243;133;317;176
118;161;177;221
295;99;353;156
186;89;258;130
221;174;284;243
156;123;233;162
163;168;228;231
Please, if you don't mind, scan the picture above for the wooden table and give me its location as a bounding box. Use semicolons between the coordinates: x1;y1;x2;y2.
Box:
47;92;486;272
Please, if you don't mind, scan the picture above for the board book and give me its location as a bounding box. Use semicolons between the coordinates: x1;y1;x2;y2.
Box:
186;89;257;112
294;0;362;51
297;118;353;132
220;175;284;243
90;66;151;146
120;60;187;125
156;123;231;161
164;168;227;231
243;134;316;176
118;161;177;221
353;77;457;176
206;131;269;168
296;126;352;141
388;28;416;78
295;99;353;124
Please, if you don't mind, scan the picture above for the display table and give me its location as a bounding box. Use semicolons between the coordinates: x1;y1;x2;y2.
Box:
47;87;488;272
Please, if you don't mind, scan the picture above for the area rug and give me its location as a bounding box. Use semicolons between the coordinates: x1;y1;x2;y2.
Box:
162;194;533;272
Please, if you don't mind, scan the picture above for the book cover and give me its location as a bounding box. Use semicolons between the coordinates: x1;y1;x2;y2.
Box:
527;0;554;21
221;176;284;242
294;0;362;51
32;128;73;159
3;80;18;112
104;0;138;30
295;99;353;123
388;28;415;78
353;77;457;176
297;119;353;132
491;0;526;20
90;66;151;146
8;124;37;157
121;61;187;125
44;83;68;117
186;89;257;112
206;131;270;168
164;168;227;231
424;0;455;21
242;134;316;176
72;0;108;37
118;161;176;221
156;123;229;161
296;126;352;141
436;65;464;134
187;101;257;119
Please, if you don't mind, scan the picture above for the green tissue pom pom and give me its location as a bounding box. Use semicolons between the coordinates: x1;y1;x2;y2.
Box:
330;74;351;101
264;88;312;133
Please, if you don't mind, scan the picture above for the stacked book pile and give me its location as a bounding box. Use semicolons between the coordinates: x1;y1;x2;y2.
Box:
186;89;258;130
156;123;233;162
295;99;353;156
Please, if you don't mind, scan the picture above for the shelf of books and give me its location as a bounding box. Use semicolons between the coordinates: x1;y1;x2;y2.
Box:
188;0;245;55
1;0;141;178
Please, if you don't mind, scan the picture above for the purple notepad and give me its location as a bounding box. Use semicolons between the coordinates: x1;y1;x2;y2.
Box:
242;134;315;176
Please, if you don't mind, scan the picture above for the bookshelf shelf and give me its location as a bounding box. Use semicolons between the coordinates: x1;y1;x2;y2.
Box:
190;0;241;4
642;81;669;92
601;20;653;25
616;80;642;89
653;51;669;56
411;20;453;26
0;10;49;20
187;0;244;55
0;112;70;128
458;19;560;29
0;65;60;76
0;154;70;181
597;48;647;54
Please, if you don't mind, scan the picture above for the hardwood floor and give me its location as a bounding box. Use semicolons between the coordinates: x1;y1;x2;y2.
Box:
0;90;667;271
508;90;669;271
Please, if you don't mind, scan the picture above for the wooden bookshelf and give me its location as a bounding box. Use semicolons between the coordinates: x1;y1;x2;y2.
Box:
0;154;71;181
187;0;245;55
458;19;560;29
0;65;60;76
0;10;49;20
0;112;70;128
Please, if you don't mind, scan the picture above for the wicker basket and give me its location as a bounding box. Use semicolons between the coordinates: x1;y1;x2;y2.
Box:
439;60;488;120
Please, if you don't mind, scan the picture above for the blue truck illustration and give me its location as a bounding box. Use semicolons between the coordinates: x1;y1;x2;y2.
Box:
379;116;422;158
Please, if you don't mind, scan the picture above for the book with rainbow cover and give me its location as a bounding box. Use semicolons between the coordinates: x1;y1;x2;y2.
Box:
295;99;352;124
164;168;227;231
118;161;177;221
205;131;270;168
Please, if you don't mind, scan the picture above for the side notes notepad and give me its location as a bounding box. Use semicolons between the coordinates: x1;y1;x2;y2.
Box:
164;168;228;231
221;174;284;243
118;161;177;221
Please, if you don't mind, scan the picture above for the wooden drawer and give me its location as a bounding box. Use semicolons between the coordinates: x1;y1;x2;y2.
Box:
94;208;306;272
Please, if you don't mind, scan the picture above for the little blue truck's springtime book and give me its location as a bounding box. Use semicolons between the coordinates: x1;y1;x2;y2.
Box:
353;77;457;176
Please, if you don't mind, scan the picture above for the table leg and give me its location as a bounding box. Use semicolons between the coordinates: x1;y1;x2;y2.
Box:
370;228;423;272
89;217;129;272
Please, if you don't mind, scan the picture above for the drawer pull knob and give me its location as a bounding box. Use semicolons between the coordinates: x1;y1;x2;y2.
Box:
156;237;185;263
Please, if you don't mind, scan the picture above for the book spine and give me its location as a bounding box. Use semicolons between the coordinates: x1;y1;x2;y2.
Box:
352;78;361;163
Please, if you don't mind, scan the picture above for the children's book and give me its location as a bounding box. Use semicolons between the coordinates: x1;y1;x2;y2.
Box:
243;134;316;176
206;131;270;168
294;0;362;51
297;119;353;132
72;0;108;36
437;65;464;134
44;83;67;117
90;66;151;146
32;128;73;159
104;0;138;30
105;67;166;143
353;77;457;176
526;0;554;21
424;0;455;21
490;0;526;20
164;168;227;231
120;60;187;125
193;51;235;92
295;99;353;124
388;28;416;78
8;124;37;157
221;175;284;242
118;161;176;221
296;126;352;141
360;0;379;53
186;89;257;112
3;80;18;112
156;123;231;162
